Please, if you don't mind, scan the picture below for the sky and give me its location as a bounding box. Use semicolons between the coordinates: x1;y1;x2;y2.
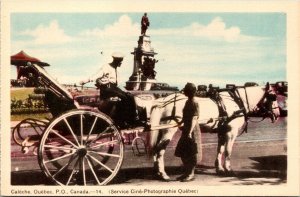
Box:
11;13;286;89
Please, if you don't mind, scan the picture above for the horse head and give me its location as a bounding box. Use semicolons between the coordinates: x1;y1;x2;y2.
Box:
240;83;279;122
256;83;280;122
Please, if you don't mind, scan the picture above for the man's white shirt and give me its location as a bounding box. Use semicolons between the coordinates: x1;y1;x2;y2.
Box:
92;63;118;85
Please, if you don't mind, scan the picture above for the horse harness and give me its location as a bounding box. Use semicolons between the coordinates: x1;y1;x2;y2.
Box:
153;92;185;123
208;85;249;135
153;89;249;135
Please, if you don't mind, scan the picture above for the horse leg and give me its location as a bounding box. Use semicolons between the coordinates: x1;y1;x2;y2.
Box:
223;124;239;176
154;148;170;180
153;142;170;181
152;129;176;181
215;133;226;174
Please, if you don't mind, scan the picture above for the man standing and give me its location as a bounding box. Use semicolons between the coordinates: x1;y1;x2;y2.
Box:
141;13;150;36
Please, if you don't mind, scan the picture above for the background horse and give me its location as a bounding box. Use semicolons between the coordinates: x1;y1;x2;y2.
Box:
149;84;279;180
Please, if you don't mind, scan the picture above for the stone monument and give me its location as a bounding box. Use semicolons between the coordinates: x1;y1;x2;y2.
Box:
125;35;158;91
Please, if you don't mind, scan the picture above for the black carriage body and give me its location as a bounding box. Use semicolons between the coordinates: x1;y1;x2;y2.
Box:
17;64;145;128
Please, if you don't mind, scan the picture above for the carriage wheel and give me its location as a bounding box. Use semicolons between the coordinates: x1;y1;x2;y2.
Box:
38;110;123;186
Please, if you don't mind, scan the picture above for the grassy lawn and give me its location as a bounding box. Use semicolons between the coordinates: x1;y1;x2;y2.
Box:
11;113;52;121
10;87;51;121
11;87;34;100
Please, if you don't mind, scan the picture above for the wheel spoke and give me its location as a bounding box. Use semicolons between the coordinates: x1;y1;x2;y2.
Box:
87;154;113;173
51;130;79;148
86;156;101;185
80;114;83;145
53;154;77;178
85;117;98;144
88;150;120;158
44;144;76;152
44;152;75;164
87;126;114;145
82;157;86;186
66;158;79;185
89;139;119;150
63;118;80;146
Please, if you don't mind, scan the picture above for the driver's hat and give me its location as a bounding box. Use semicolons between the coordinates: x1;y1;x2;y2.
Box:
112;52;124;59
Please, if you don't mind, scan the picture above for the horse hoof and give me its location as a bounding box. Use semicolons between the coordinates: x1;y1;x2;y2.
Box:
216;169;226;176
225;170;236;177
154;173;171;182
180;176;195;182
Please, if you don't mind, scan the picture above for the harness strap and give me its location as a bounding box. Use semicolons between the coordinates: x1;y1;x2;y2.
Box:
213;87;249;135
208;90;228;117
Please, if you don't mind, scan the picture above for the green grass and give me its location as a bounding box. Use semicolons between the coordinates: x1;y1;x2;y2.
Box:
11;113;52;121
11;87;34;100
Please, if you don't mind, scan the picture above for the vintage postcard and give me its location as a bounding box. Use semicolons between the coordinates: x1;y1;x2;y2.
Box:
1;0;299;196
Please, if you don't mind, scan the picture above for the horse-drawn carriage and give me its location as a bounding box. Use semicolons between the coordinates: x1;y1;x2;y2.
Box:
12;63;159;185
12;63;280;185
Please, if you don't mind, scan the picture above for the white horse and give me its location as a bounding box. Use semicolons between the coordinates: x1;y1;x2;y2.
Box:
149;85;279;180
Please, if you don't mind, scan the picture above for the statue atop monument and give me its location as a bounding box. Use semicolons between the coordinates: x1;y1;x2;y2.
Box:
141;13;150;36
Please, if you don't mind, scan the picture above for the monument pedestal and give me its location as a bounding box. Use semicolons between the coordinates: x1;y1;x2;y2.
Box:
125;35;158;91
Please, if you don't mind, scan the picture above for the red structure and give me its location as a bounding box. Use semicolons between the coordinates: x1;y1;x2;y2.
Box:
11;50;49;79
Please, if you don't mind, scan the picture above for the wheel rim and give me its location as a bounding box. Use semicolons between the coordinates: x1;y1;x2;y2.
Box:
38;110;123;185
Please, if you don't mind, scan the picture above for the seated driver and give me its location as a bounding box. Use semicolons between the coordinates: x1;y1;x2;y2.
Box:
81;52;138;125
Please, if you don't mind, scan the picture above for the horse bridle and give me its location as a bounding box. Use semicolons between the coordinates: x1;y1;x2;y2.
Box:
244;86;278;123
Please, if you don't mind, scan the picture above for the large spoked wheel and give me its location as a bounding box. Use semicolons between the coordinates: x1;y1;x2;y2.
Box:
38;110;123;186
